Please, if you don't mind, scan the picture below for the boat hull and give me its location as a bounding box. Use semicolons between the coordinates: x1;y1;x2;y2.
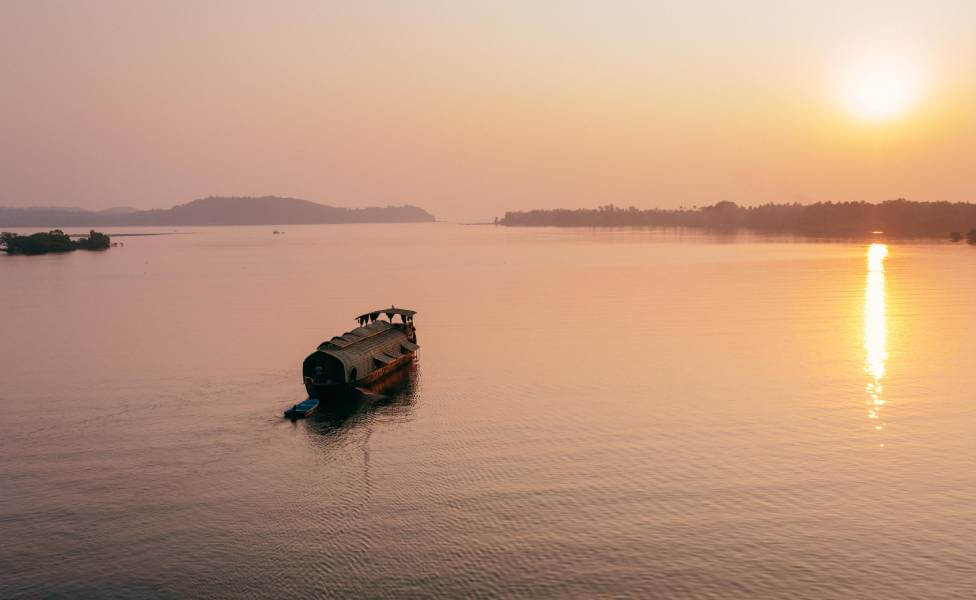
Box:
305;352;416;399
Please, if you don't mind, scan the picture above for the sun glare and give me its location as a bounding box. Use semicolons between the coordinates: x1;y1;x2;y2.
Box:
839;55;924;122
865;243;888;434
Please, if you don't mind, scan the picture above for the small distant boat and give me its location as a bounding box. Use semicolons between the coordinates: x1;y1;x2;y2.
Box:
302;306;419;399
284;397;319;419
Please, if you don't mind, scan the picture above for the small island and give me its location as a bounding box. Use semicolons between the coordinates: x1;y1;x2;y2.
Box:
1;230;111;255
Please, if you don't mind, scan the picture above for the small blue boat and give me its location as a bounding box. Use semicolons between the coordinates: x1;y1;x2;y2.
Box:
284;397;319;419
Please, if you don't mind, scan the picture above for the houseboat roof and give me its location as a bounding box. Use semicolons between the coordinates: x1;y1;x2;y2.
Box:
310;319;418;371
319;319;395;351
355;307;417;321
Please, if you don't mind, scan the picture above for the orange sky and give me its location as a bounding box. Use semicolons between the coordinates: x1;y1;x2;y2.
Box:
2;1;975;221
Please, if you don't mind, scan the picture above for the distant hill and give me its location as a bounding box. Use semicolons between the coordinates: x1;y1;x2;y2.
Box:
0;196;436;227
499;200;976;238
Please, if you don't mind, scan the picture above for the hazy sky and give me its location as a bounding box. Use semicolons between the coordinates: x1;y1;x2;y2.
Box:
2;1;975;221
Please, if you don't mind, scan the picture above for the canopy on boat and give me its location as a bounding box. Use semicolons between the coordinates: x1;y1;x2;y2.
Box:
355;307;416;322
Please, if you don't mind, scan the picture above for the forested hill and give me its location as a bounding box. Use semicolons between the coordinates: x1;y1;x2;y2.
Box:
499;200;976;237
0;196;436;227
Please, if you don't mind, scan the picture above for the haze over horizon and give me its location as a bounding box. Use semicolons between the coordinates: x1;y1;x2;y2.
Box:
3;1;975;222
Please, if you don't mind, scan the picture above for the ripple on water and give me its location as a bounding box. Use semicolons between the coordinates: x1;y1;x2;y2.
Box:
2;227;976;598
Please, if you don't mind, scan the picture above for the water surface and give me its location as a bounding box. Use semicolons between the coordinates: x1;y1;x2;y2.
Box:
2;225;975;598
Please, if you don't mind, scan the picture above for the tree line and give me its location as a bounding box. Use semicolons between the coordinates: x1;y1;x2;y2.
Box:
498;200;976;239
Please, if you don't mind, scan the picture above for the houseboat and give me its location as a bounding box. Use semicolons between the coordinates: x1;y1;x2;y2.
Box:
302;307;419;399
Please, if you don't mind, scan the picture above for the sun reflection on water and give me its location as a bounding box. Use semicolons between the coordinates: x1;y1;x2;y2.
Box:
865;243;888;435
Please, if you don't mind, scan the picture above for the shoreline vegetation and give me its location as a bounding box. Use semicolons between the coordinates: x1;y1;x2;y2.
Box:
498;200;976;241
2;230;111;255
0;196;436;227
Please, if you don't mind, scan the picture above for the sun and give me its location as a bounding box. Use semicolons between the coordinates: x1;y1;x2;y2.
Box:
838;54;924;122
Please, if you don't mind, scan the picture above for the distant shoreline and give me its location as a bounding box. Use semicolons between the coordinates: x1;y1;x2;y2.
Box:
498;200;976;239
0;195;436;228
